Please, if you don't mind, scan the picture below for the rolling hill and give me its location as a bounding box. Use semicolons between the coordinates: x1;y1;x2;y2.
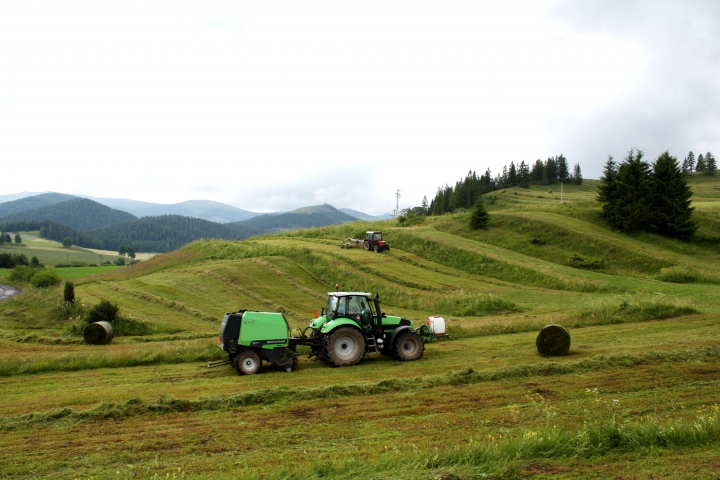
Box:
233;203;358;234
0;192;76;218
85;196;260;223
84;214;259;252
339;207;394;220
1;177;719;477
0;197;137;231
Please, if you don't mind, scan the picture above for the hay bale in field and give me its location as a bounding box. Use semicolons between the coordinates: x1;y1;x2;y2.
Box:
84;321;114;345
536;324;570;356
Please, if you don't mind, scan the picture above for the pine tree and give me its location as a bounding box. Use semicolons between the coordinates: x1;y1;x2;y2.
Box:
696;153;706;173
557;154;570;181
508;162;518;187
14;233;22;244
685;151;695;174
469;197;490;230
615;148;653;233
572;163;583;185
650;151;696;239
705;152;716;176
597;156;619;226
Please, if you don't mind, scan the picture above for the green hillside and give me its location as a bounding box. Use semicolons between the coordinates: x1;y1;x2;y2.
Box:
86;214;260;252
0;197;137;231
1;177;719;478
234;203;357;234
0;192;76;217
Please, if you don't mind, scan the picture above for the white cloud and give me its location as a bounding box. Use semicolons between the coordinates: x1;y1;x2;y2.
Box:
0;1;716;214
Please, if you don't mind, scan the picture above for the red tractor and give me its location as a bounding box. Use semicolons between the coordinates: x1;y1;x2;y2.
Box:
363;231;390;253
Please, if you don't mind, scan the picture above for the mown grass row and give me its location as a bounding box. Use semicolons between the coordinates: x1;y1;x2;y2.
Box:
268;407;720;480
4;345;717;429
385;231;605;292
448;298;697;339
0;340;223;377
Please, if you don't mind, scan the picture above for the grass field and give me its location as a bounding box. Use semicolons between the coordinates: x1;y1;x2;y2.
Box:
0;231;120;266
1;178;720;479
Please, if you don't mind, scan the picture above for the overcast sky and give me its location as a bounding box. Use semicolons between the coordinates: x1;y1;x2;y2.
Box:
1;1;718;214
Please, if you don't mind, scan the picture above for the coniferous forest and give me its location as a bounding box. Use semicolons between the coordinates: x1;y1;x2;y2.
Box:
429;155;582;215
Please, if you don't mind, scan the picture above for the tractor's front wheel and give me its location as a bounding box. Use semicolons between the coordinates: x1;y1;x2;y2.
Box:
325;327;365;366
394;331;424;361
363;240;370;251
235;351;262;375
373;244;380;253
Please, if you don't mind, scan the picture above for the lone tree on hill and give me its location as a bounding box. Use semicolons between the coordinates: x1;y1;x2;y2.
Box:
14;233;22;244
650;151;696;239
469;197;490;230
118;244;128;257
62;237;73;248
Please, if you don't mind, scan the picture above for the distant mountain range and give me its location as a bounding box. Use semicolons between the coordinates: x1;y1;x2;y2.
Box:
0;192;393;253
0;192;390;224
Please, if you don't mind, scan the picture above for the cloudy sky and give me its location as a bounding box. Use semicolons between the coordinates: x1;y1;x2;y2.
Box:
1;1;718;215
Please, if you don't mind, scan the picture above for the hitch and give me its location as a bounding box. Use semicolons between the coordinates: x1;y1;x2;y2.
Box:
205;359;232;368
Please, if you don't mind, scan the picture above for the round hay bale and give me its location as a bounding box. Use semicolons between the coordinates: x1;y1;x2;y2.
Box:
84;321;114;345
536;324;570;357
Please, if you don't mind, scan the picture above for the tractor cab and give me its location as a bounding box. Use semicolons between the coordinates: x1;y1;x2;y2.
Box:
366;231;383;242
324;292;375;329
363;231;390;252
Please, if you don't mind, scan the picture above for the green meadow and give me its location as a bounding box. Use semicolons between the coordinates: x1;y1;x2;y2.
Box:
1;178;719;479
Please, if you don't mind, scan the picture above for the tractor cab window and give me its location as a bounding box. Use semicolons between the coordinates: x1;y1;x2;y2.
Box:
325;296;339;319
373;232;382;241
347;296;364;315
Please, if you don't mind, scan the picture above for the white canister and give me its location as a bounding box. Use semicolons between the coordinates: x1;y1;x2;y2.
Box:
427;316;446;335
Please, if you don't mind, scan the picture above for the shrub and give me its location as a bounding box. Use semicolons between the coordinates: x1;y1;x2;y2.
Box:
8;265;41;283
397;213;426;227
85;300;119;324
63;281;75;303
114;257;125;266
30;269;62;288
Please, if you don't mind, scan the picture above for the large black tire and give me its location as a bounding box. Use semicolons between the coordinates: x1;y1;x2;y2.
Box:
393;331;424;361
363;240;370;251
325;327;365;366
235;351;262;375
373;244;380;253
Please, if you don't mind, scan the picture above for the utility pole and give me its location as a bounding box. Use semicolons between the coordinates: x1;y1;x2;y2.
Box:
394;189;401;218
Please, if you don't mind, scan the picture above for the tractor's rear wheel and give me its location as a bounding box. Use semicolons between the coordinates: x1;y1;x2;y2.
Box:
394;331;424;361
325;327;365;366
235;351;262;375
373;244;380;253
363;240;370;250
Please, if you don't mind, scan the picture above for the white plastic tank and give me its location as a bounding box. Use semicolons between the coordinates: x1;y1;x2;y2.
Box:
427;316;446;335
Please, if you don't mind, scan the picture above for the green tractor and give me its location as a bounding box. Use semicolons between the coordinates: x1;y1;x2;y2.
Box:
218;292;425;374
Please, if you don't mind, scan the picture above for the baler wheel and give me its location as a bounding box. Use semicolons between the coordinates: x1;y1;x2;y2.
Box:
235;351;262;375
394;331;424;361
326;327;365;366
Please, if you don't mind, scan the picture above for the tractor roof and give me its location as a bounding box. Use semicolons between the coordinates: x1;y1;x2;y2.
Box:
327;292;372;297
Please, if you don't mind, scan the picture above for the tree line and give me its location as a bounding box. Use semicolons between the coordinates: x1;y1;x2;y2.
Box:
681;151;716;176
428;155;582;215
597;149;696;239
